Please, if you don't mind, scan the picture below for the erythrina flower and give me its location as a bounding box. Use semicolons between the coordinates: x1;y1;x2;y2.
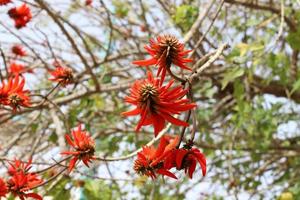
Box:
61;124;96;172
0;75;31;111
122;71;196;136
8;158;32;176
134;135;179;179
165;147;206;179
7;171;42;200
133;35;192;83
0;0;11;6
85;0;92;6
0;178;8;199
12;45;27;57
8;3;32;29
49;63;74;86
9;62;33;75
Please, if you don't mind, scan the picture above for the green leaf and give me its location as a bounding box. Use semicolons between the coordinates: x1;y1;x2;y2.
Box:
291;78;300;94
221;67;245;90
173;5;198;32
48;178;71;199
287;29;300;50
82;180;113;200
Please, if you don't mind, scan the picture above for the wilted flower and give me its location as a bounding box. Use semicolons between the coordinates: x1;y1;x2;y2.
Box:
12;45;27;57
8;3;32;29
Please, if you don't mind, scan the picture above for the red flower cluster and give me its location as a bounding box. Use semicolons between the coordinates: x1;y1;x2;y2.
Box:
49;62;74;86
0;159;43;200
0;178;8;199
122;71;196;136
0;0;11;6
61;124;96;172
133;35;192;83
8;3;32;29
129;35;207;180
12;45;27;57
0;75;31;111
134;136;206;179
134;135;179;179
9;62;33;76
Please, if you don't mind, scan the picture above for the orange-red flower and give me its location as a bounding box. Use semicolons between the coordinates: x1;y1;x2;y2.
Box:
6;159;42;200
0;75;31;111
61;124;96;172
8;159;32;176
12;45;27;57
122;71;196;136
7;171;42;200
9;62;33;75
8;3;32;29
165;147;206;179
49;63;74;86
0;178;8;199
0;0;11;6
133;35;192;83
134;135;179;179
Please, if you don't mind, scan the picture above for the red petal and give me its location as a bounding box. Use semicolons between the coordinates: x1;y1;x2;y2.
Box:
121;107;140;116
159;113;189;127
132;58;157;66
157;168;177;179
175;149;188;168
24;193;43;200
188;159;197;179
68;157;78;172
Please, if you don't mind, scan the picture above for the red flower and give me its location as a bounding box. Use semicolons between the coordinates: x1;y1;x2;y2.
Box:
0;75;31;111
61;124;96;172
8;3;32;29
8;158;32;176
133;35;192;83
12;45;27;57
122;71;196;136
9;62;33;75
0;0;11;6
7;171;42;200
165;147;206;179
0;178;8;199
49;63;74;86
85;0;92;6
134;135;179;179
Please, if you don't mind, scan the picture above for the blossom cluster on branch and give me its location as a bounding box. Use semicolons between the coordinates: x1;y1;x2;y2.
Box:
0;1;207;199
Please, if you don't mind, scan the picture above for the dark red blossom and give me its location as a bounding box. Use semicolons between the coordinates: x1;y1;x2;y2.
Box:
165;147;206;179
134;135;179;179
7;171;42;200
0;0;11;6
122;71;196;136
85;0;92;6
61;124;96;172
8;3;32;29
133;35;192;83
49;63;74;86
9;62;33;75
12;45;27;57
0;75;31;111
0;178;8;199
